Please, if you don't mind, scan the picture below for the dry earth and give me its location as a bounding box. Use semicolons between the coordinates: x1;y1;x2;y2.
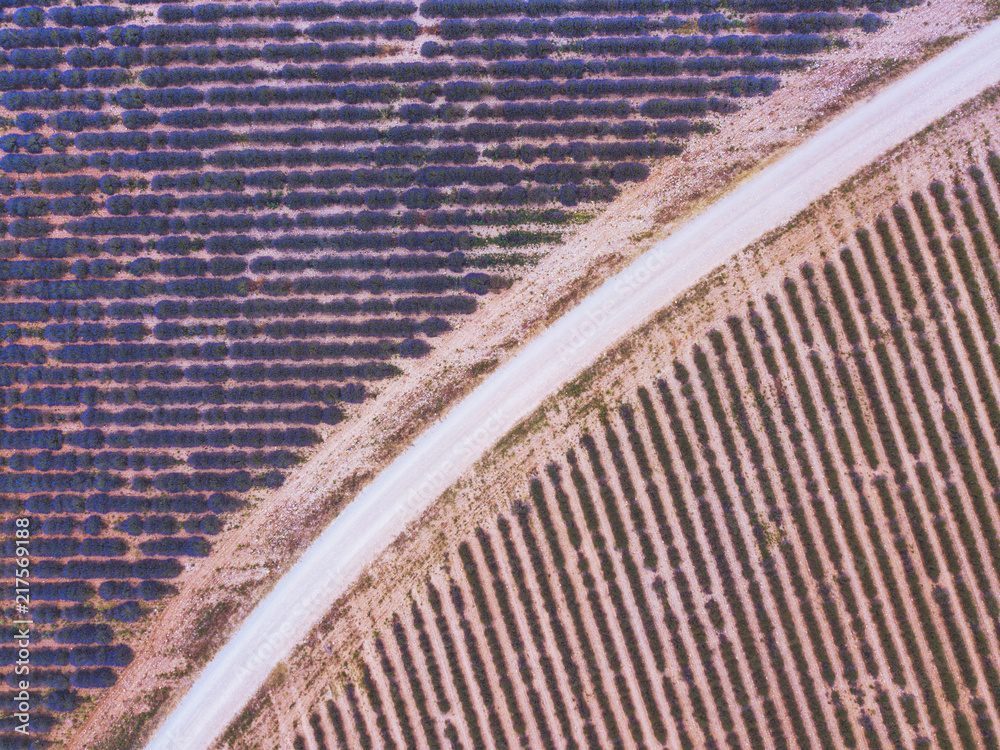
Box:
68;1;992;747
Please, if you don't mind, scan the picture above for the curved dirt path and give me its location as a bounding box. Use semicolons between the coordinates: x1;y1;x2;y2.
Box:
145;20;1000;750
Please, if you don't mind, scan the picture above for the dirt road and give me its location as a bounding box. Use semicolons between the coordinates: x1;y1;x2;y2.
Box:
145;19;1000;750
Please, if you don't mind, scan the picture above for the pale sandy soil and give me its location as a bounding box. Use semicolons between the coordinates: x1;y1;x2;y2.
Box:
66;1;993;747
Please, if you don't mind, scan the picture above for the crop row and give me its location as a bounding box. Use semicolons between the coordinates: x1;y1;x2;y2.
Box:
12;491;238;516
437;14;689;39
3;140;482;169
0;424;321;452
23;136;677;172
0;352;398;382
419;0;715;17
5;319;442;346
6;283;485;313
444;14;692;40
2;176;644;226
6;383;358;408
0;74;800;118
0;194;608;232
425;32;829;59
0;514;162;537
0;232;474;258
0;664;116;687
3;556;186;578
418;0;829;18
0;644;131;667
6;578;173;603
0;467;275;495
12;42;384;70
14;48;798;84
158;2;418;23
161;0;678;23
3;144;488;171
3;194;624;229
732;0;918;11
0;20;843;56
0;20;419;52
5;66;772;94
